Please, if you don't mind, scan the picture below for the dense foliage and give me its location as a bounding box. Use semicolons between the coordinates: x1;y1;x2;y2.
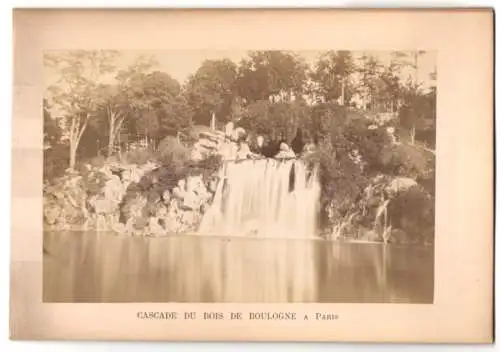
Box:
44;50;436;243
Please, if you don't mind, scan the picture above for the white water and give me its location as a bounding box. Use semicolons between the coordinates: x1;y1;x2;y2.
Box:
198;158;321;239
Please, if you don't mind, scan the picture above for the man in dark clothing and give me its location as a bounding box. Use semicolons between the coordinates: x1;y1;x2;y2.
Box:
261;132;283;158
291;128;306;156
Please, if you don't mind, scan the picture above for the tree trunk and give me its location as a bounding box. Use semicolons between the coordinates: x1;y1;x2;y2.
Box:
210;112;216;131
414;52;419;85
410;124;416;145
107;130;115;158
340;77;345;106
69;142;76;170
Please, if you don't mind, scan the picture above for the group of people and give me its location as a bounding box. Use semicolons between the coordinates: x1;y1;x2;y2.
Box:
249;129;308;159
223;120;314;161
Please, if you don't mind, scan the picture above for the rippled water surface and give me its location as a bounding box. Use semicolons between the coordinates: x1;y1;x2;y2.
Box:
43;231;434;303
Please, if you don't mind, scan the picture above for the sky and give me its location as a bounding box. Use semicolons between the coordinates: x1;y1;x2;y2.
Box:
44;49;437;91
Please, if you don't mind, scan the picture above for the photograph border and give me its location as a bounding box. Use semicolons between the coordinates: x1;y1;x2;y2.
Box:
11;8;494;342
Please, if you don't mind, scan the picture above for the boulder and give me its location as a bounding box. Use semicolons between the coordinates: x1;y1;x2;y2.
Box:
219;142;238;161
389;228;410;245
162;190;171;204
236;142;252;160
199;131;224;143
208;178;219;193
156;203;169;218
112;222;127;234
44;203;61;225
180;210;196;226
385;177;418;196
224;121;235;139
148;217;165;236
103;175;125;206
120;194;147;227
172;186;185;200
190;148;206;162
197;137;219;150
231;127;246;142
358;228;380;242
275;143;296;159
182;191;203;211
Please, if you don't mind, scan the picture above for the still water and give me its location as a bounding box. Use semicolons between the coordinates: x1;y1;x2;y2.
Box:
43;231;434;303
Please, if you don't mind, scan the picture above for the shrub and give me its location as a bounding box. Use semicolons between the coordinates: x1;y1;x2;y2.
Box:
157;136;191;168
87;155;107;168
179;125;213;146
387;185;434;242
119;149;155;165
239;100;312;141
380;143;434;180
305;140;367;227
43;144;69;182
187;154;223;182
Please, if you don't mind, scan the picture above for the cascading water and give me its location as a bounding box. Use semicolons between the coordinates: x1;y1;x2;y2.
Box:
198;158;321;239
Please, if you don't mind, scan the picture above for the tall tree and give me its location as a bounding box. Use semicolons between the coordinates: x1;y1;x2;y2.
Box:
101;56;160;156
236;51;309;104
185;59;238;126
310;51;356;105
378;59;403;112
391;50;427;87
159;93;193;137
398;79;436;145
357;54;383;111
128;70;182;140
44;50;120;169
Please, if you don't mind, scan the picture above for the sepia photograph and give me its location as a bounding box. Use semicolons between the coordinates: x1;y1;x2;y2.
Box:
11;8;493;342
42;49;436;304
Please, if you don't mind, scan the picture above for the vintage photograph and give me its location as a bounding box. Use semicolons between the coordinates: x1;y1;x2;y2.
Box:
42;49;436;304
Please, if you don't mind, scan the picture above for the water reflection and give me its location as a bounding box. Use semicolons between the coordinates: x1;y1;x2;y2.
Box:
43;232;433;303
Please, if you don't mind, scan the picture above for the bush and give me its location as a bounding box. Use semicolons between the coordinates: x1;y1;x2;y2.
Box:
119;149;155;165
187;154;223;182
157;136;191;168
43;144;69;182
305;140;367;227
387;185;434;242
380;143;434;180
179;125;213;146
239;100;312;141
342;117;392;173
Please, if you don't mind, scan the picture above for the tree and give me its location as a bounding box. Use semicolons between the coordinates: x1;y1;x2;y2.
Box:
236;51;309;104
98;56;161;156
44;50;120;169
92;83;130;157
357;54;384;111
43;99;62;149
310;51;357;105
127;70;182;143
185;59;238;126
238;100;311;141
398;80;436;146
159;93;193;136
378;60;403;112
92;68;185;152
390;50;427;87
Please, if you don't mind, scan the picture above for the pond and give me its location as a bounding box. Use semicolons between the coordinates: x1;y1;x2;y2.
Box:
43;231;434;303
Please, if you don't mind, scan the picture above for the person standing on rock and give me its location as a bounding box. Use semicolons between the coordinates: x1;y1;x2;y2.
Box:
224;121;234;141
263;131;284;158
248;135;265;156
291;128;306;156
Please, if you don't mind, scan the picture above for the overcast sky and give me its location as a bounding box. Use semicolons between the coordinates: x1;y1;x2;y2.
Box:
44;49;437;91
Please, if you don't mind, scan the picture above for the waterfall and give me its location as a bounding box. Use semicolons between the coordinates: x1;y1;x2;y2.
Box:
374;199;392;243
198;158;321;239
